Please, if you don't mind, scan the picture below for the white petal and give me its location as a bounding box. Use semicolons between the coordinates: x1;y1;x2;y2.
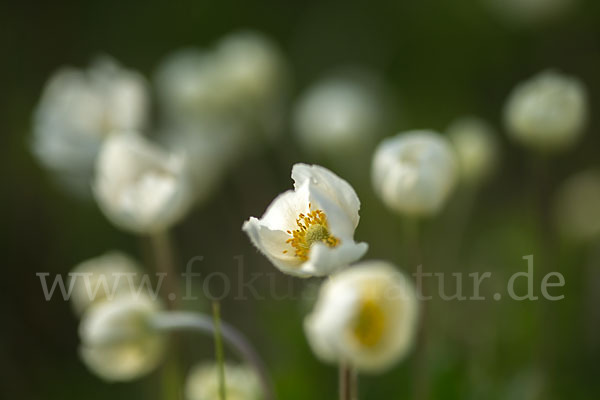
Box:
303;241;368;276
292;164;361;228
259;180;311;231
242;218;305;276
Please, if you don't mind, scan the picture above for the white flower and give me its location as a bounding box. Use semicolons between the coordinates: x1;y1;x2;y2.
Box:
32;57;149;196
554;170;600;242
93;132;192;234
155;31;288;140
185;362;261;400
79;294;165;381
243;164;368;277
69;251;143;316
304;261;418;373
504;70;587;152
293;70;392;156
155;49;230;121
447;117;500;184
372;130;458;216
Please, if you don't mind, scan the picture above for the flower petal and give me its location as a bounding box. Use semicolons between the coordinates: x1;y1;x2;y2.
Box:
292;164;360;228
242;217;305;276
258;180;311;231
303;240;368;276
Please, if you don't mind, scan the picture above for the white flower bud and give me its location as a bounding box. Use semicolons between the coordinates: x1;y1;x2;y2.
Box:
79;294;165;381
215;31;288;115
504;70;587;152
372;130;458;216
155;31;288;140
554;170;600;242
293;71;392;156
447;117;500;184
185;362;261;400
32;57;149;196
69;251;143;316
304;261;418;373
93;132;193;234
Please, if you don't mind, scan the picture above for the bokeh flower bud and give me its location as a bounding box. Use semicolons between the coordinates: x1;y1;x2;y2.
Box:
93;132;192;234
447;117;500;185
504;70;587;152
372;130;458;216
78;294;165;381
185;362;262;400
69;251;143;316
554;170;600;242
304;261;418;373
293;70;392;157
32;57;149;196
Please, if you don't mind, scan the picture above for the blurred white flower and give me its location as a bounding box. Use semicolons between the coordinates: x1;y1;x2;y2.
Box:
69;251;143;316
304;261;418;372
155;31;288;141
79;294;165;381
447;117;500;185
93;132;193;234
372;130;458;216
504;70;587;152
185;362;262;400
293;70;392;156
243;164;368;277
32;57;149;196
486;0;577;26
215;31;289;135
554;170;600;242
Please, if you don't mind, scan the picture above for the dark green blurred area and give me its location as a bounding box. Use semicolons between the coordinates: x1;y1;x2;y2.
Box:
2;0;600;399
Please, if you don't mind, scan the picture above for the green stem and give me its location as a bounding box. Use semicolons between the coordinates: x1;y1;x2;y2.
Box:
212;301;227;400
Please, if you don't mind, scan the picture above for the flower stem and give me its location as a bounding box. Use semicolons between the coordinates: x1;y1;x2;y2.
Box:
339;363;357;400
149;230;179;308
212;302;227;400
152;311;275;400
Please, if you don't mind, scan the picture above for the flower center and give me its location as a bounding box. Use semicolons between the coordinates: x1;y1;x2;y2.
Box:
352;297;386;348
283;205;340;261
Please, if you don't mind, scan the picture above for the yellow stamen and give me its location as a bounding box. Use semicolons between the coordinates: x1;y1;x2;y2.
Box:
283;206;340;260
352;296;386;348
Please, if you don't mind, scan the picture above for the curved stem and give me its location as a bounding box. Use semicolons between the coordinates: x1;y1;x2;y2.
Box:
152;311;275;400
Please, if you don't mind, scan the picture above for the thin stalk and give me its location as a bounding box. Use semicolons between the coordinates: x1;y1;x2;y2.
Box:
339;362;351;400
405;218;429;400
212;302;227;400
152;311;275;400
149;230;179;308
148;230;181;400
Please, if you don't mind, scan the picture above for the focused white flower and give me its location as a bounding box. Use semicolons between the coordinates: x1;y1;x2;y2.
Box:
372;130;458;216
32;57;149;196
69;251;143;316
185;362;262;400
93;132;193;234
504;70;587;152
79;294;165;381
293;70;392;156
554;170;600;242
304;261;418;372
243;164;368;277
447;117;499;184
